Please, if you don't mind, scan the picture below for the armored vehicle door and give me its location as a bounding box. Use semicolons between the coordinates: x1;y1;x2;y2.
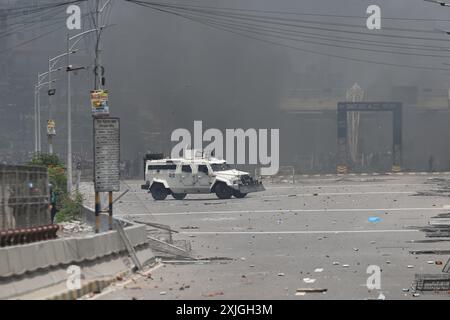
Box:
196;164;213;191
179;164;196;190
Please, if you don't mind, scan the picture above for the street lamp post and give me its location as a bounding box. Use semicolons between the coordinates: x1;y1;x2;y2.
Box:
65;28;99;194
34;70;60;153
67;36;72;194
34;85;38;153
47;52;75;155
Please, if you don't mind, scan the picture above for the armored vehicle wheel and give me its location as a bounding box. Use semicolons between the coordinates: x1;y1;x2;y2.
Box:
150;183;168;200
233;190;247;198
215;182;233;199
172;193;187;200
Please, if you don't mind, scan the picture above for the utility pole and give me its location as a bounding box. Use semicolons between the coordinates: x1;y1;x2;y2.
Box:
95;0;102;90
94;0;107;233
67;33;73;194
47;59;54;154
37;87;41;152
34;87;38;153
66;29;98;194
94;0;101;233
35;70;60;154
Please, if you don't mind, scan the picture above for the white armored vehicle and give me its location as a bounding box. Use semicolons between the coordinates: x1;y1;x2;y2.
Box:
141;150;265;200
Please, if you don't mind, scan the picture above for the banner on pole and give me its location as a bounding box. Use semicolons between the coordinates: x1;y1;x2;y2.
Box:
47;119;56;136
90;90;109;116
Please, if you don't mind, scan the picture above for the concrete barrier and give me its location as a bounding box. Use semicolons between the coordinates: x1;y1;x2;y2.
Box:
0;195;156;299
0;224;147;279
0;217;154;299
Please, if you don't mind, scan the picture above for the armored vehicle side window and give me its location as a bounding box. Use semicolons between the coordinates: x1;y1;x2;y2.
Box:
182;165;192;173
148;165;177;171
198;165;209;174
211;163;231;172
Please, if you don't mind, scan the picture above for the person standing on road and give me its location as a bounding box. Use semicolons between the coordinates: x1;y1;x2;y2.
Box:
428;155;435;172
49;184;58;223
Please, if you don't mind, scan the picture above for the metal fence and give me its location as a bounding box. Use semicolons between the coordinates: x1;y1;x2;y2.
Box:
0;165;50;230
413;274;450;292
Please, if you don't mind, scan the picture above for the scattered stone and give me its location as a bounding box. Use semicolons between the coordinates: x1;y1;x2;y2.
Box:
314;268;324;273
407;265;415;268
332;262;340;266
278;273;285;277
61;220;94;235
204;291;224;298
342;264;350;268
180;226;199;230
297;288;328;293
160;291;167;295
303;278;316;284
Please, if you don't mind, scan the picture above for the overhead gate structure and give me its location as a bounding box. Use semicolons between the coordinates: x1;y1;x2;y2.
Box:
337;102;402;174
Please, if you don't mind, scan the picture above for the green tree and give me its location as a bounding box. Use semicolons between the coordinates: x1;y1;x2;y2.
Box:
29;152;83;222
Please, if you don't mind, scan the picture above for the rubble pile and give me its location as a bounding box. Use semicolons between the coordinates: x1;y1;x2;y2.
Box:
60;220;94;237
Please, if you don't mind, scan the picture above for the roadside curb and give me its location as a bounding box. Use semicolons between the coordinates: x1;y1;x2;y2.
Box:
47;277;117;300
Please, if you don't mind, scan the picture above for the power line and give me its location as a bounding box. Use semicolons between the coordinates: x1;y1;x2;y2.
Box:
128;2;450;52
0;0;87;18
0;7;67;40
129;1;450;43
0;13;91;54
0;26;63;55
192;17;450;53
187;15;450;59
127;1;450;72
130;1;446;36
139;5;450;58
127;0;450;22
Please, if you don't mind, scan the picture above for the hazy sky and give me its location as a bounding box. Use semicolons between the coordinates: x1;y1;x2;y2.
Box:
3;0;450;164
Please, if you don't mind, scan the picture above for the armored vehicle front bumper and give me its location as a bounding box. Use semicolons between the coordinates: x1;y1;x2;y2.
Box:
234;175;265;193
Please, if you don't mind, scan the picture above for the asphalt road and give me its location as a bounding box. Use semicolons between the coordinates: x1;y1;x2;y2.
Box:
82;174;450;300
